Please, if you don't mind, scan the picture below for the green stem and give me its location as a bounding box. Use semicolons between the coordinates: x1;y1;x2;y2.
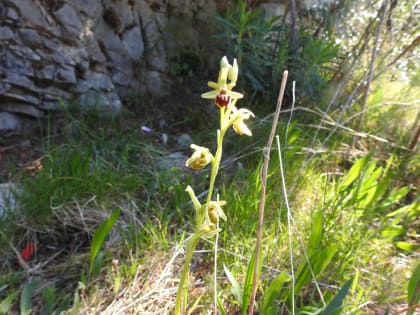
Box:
175;109;227;315
175;233;201;315
206;129;225;207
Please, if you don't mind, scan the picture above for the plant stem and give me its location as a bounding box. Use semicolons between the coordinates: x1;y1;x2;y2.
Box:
175;110;227;315
247;70;288;315
175;233;201;315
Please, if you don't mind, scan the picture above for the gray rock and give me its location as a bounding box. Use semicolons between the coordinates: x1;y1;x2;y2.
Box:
177;133;193;149
54;4;84;38
19;28;43;48
3;72;37;93
0;26;15;41
122;27;144;60
157;151;189;170
70;0;99;17
13;0;53;32
0;183;19;218
56;65;77;85
36;65;56;81
0;103;44;118
0;112;22;131
5;7;20;21
78;90;122;116
145;70;168;96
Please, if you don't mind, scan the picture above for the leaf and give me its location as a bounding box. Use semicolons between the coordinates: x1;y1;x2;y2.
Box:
395;242;420;252
380;225;405;238
20;278;40;315
261;272;291;315
308;210;323;253
294;245;337;296
321;278;353;315
224;265;243;304
89;208;121;275
407;263;420;315
0;291;18;314
242;248;263;315
339;155;370;190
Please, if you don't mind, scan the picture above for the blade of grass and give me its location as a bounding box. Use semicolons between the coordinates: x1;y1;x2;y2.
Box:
20;278;40;315
321;278;353;315
89;208;121;275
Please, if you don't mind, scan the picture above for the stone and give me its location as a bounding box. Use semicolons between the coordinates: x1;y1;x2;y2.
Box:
0;0;220;134
3;72;37;93
55;65;77;85
54;4;84;38
13;0;53;32
78;90;122;116
177;133;193;149
1;90;39;105
122;27;144;60
19;28;43;48
157;151;189;170
0;183;19;218
0;112;22;131
0;26;15;41
145;70;168;96
69;0;99;17
36;65;56;81
5;7;20;22
0;103;44;118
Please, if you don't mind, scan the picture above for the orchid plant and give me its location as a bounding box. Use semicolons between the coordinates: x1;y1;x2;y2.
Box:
175;56;254;314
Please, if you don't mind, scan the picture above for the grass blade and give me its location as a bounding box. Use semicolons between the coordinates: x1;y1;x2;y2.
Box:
223;264;243;304
242;249;262;315
20;278;40;315
89;208;121;275
0;291;18;314
261;271;291;315
407;263;420;315
321;278;353;315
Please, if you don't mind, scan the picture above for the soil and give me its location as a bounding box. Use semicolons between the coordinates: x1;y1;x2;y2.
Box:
0;133;44;182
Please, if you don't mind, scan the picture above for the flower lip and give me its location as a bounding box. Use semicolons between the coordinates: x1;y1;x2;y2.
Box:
185;144;214;170
215;93;231;108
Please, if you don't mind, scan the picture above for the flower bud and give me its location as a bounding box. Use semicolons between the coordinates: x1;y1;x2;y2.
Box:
228;58;238;84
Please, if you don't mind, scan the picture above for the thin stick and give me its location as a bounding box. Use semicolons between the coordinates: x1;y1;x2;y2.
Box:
356;0;390;138
247;70;288;315
276;135;295;314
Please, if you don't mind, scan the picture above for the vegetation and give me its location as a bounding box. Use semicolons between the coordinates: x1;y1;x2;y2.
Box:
0;0;419;314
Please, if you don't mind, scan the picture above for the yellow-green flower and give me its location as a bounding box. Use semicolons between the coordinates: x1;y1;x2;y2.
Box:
207;200;227;224
201;56;243;108
185;144;214;170
231;107;255;136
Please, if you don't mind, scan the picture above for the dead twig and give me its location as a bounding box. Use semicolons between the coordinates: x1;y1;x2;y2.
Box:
247;70;288;315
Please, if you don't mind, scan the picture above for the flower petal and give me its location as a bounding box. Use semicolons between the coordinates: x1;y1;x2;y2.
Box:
201;90;219;99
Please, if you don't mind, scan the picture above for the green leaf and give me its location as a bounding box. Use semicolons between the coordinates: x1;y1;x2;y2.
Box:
381;225;405;238
224;265;242;304
407;263;420;315
294;245;337;296
89;208;121;275
339;155;370;190
308;210;323;253
0;291;18;314
395;242;420;252
20;278;41;315
242;248;263;315
261;272;291;315
321;278;353;315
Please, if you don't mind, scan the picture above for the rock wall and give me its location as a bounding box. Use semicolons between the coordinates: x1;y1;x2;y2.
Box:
0;0;218;133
